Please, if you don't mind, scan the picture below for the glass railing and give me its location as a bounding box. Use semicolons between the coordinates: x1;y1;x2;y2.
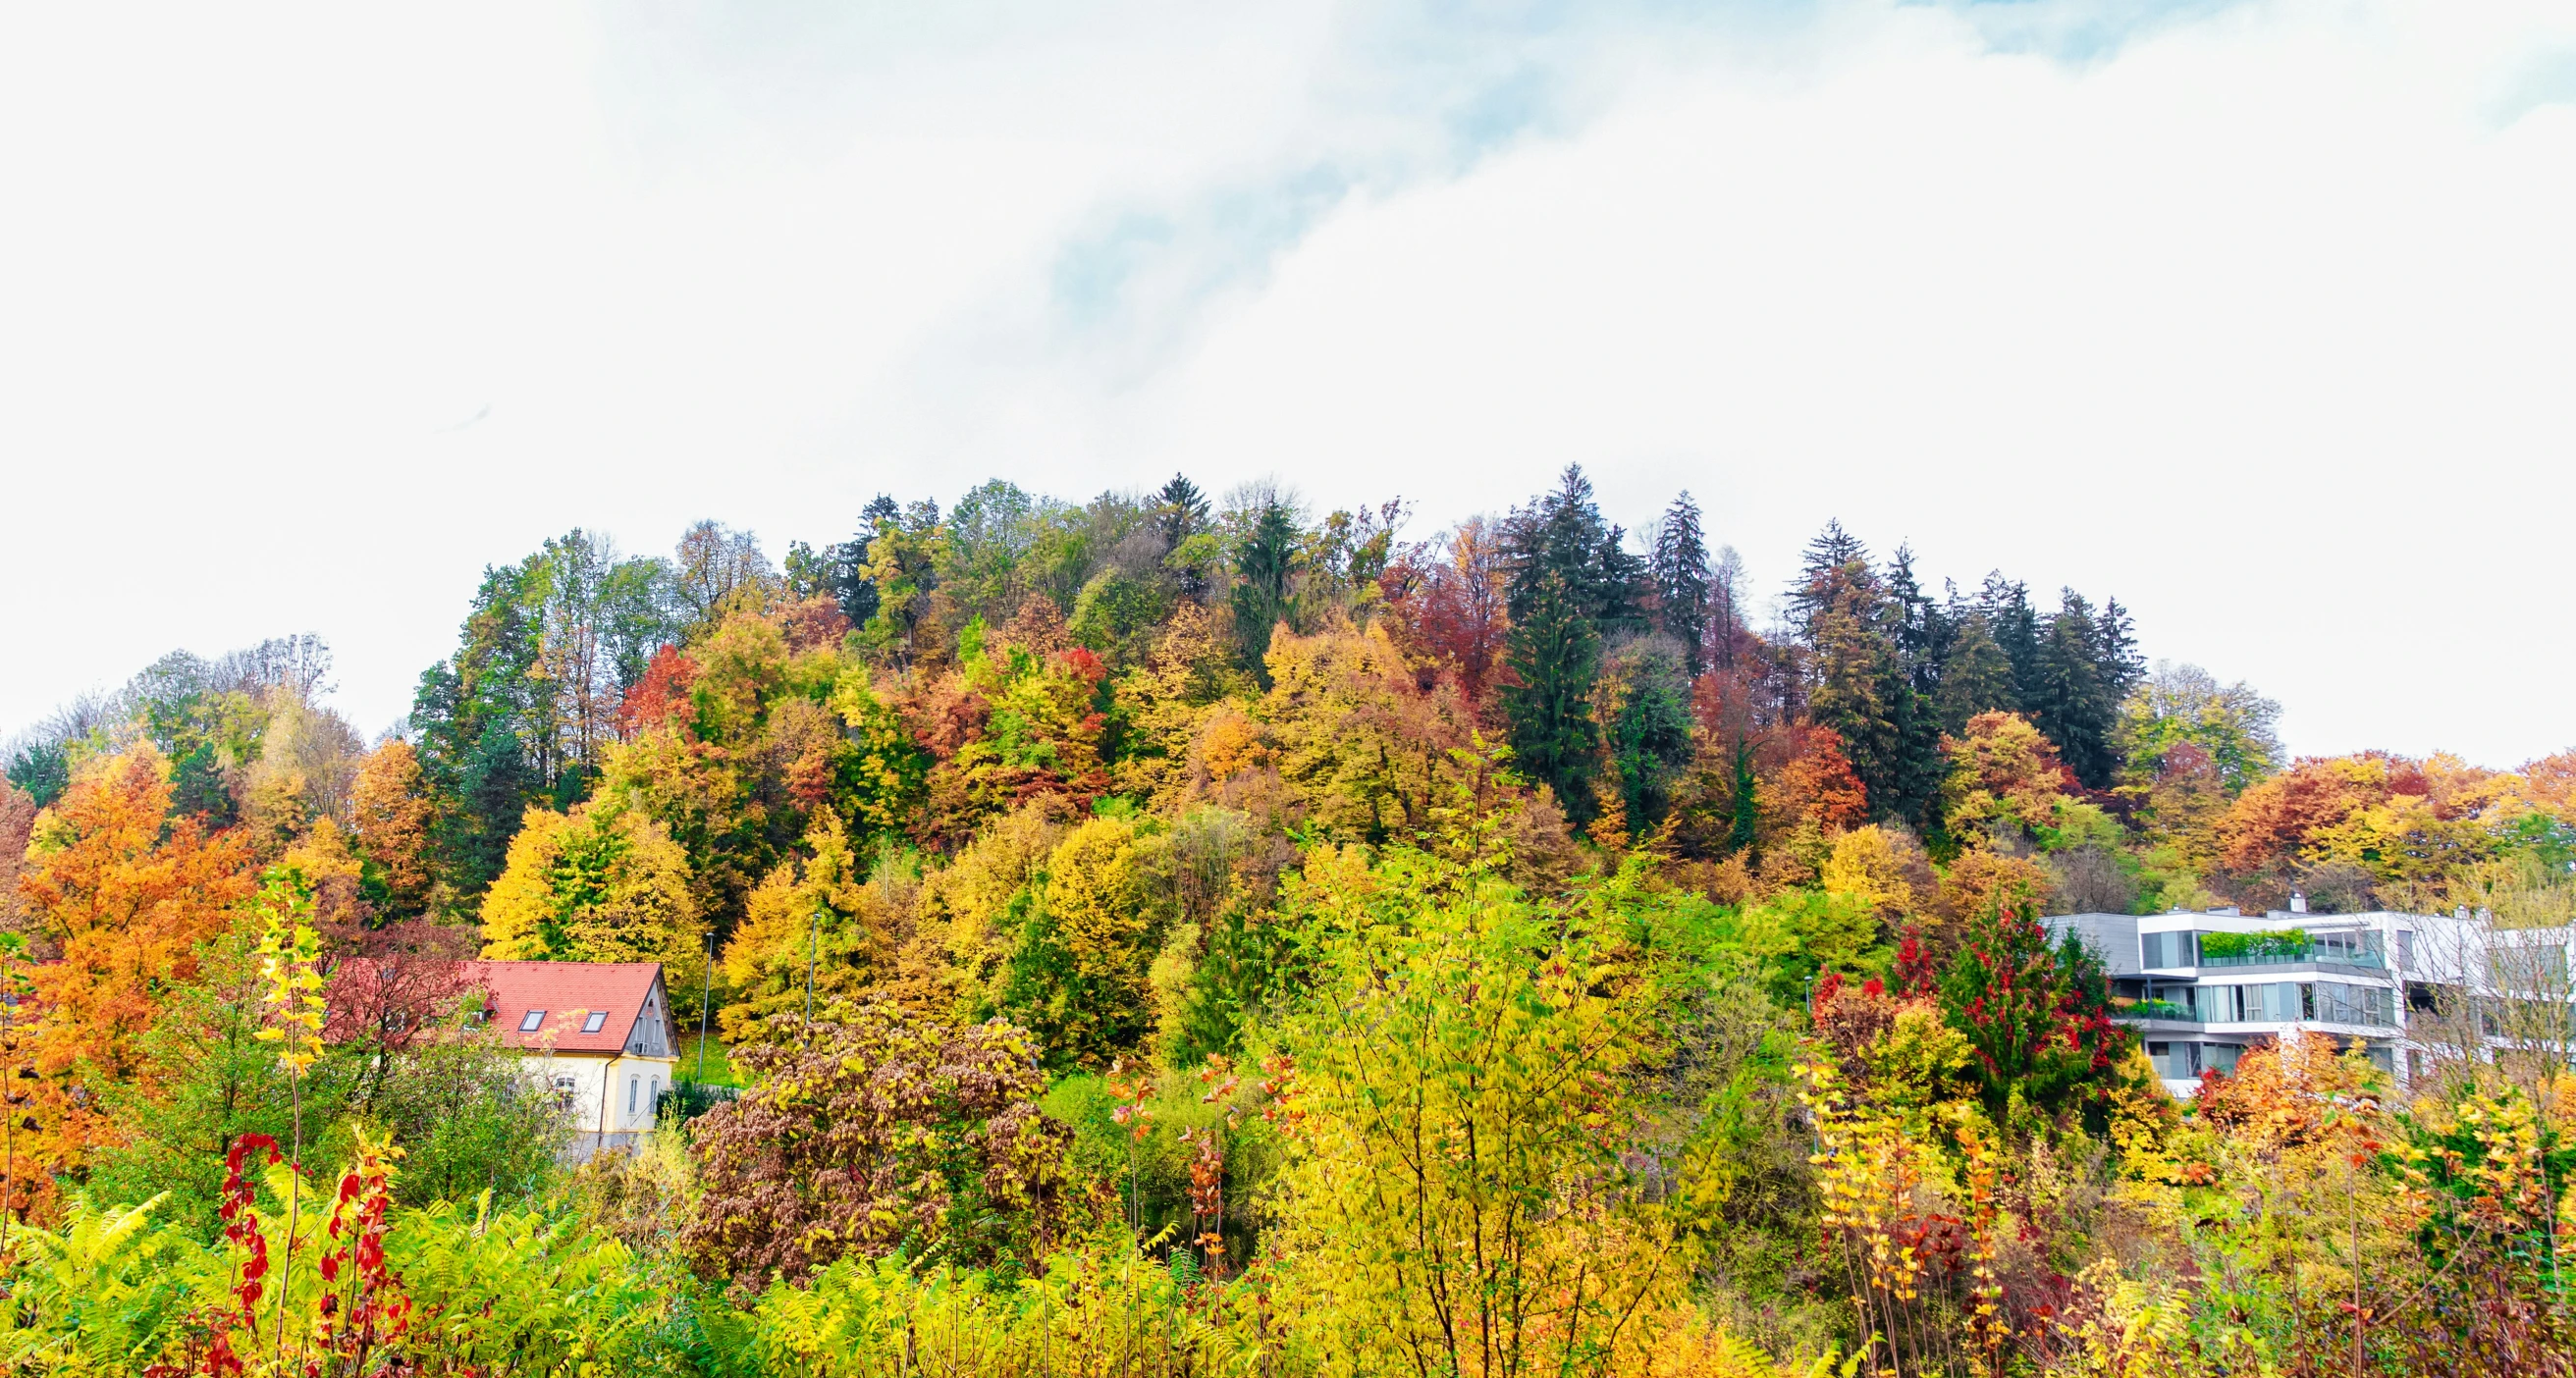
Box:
2125;1000;2195;1021
2197;949;2385;970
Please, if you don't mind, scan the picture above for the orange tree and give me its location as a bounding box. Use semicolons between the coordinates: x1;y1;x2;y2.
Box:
18;748;254;1178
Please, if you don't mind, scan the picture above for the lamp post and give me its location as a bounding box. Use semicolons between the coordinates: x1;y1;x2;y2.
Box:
805;902;822;1042
697;930;714;1084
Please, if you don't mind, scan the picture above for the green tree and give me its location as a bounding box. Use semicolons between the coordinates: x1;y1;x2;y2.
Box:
1227;498;1300;686
1501;569;1603;822
2117;661;2282;794
1649;491;1712;677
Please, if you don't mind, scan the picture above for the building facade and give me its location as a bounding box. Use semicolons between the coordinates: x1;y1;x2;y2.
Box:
468;960;681;1156
2047;904;2574;1098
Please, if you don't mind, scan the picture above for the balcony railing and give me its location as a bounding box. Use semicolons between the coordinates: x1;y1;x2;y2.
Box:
2197;949;2386;971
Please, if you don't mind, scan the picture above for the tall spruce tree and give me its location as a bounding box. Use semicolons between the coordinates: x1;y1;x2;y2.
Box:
1229;498;1301;686
1506;465;1642;633
1791;523;1943;825
1502;568;1604;821
2031;590;2124;789
1977;572;2043;705
1936;610;2020;733
1649;492;1712;678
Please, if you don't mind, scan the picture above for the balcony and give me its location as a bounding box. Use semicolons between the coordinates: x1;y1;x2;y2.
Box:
2197;949;2387;972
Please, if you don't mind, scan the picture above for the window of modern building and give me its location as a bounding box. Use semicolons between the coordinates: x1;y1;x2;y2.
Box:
2142;932;2198;968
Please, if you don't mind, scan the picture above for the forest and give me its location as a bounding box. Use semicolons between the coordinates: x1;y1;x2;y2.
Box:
0;464;2568;1376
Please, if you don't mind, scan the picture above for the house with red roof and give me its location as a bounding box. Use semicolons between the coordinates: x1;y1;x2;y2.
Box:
466;960;680;1156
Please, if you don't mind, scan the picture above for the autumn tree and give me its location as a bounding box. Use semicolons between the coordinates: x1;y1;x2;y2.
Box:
1268;844;1690;1375
349;741;435;917
2117;660;2282;794
1935;903;2124;1122
17;748;256;1159
1384;516;1511;714
679;1004;1074;1290
993;816;1170;1068
479;802;704;987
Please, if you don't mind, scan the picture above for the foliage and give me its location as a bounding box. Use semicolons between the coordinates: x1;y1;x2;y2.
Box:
478;801;705;986
1263;844;1694;1376
678;1003;1078;1292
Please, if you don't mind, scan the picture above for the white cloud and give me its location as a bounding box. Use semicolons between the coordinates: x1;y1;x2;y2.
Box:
1;1;2569;765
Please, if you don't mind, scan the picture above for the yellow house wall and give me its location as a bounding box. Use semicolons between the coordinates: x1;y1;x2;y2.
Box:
522;1050;680;1139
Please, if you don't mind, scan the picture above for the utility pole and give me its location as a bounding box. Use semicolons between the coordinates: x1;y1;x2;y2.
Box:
697;930;714;1084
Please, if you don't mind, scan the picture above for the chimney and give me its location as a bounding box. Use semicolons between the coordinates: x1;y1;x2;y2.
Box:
2289;891;2307;915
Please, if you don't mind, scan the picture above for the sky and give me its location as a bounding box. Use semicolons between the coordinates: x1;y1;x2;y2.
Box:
2;0;2571;765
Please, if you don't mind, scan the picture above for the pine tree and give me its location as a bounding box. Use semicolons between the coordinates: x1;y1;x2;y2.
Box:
1791;523;1939;826
2031;590;2121;789
1937;610;2020;733
1649;492;1711;677
1506;465;1641;633
1229;499;1300;686
1502;569;1604;822
1977;572;2042;705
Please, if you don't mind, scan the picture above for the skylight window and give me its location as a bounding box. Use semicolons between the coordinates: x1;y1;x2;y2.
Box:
519;1010;546;1033
582;1011;608;1034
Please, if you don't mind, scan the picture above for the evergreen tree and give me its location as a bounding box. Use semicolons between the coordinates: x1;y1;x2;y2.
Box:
2031;590;2124;789
1155;474;1210;548
1790;523;1940;825
1936;610;2020;734
1502;569;1603;822
1505;465;1642;633
1727;736;1760;855
1977;572;2043;705
1229;498;1300;686
1649;492;1712;677
833;495;897;629
1602;641;1693;828
1880;547;1950;822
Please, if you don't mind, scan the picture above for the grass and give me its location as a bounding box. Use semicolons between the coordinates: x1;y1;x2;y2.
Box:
678;1033;744;1088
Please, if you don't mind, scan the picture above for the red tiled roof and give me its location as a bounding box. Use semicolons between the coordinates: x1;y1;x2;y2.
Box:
464;961;664;1055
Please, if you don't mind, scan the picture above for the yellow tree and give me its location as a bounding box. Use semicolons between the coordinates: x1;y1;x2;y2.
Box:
479;804;704;988
1267;845;1690;1376
718;812;914;1040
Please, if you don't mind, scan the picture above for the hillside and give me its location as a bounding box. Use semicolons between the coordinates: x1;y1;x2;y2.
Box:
0;465;2568;1376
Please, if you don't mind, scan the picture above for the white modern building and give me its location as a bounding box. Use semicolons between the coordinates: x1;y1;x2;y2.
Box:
2048;902;2575;1098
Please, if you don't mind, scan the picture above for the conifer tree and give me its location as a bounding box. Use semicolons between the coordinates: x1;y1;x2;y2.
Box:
1792;523;1941;826
1502;569;1603;822
1649;492;1712;677
1505;465;1641;633
1229;498;1300;686
1937;610;2020;734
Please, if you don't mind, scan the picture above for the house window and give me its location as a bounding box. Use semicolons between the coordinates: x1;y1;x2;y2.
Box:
552;1075;577;1111
519;1010;546;1033
582;1011;608;1034
627;1076;639;1115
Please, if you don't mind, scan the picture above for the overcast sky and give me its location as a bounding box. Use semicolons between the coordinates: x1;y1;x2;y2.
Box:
3;1;2570;765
